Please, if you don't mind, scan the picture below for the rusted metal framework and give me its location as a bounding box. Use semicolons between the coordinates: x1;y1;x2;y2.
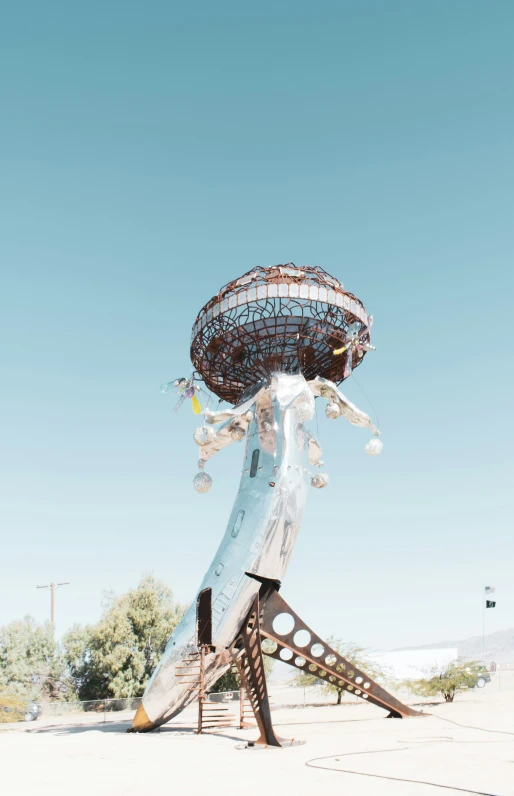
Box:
233;593;282;746
229;581;422;747
190;263;371;405
257;583;421;721
196;579;421;747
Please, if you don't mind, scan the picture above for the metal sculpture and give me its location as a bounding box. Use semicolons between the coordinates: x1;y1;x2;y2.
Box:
131;264;421;739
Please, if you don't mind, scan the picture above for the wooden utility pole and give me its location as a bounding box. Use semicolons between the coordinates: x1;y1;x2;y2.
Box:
36;582;70;626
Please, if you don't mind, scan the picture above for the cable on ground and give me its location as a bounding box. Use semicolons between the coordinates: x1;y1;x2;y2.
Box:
305;713;514;795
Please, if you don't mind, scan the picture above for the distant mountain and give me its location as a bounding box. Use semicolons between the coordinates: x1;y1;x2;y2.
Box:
395;627;514;663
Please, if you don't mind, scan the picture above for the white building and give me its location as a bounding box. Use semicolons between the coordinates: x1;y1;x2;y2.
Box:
371;648;458;681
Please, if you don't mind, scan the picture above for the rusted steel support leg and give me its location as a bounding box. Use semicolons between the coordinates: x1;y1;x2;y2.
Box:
258;586;424;719
239;681;245;729
234;594;282;747
235;659;255;729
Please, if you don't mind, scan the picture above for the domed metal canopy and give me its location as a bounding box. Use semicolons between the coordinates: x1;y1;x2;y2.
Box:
190;263;372;405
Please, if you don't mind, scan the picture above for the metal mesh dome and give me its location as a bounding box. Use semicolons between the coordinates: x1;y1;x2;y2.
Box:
190;263;371;405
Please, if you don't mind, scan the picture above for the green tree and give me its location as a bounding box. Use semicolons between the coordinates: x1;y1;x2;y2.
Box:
402;659;487;703
288;638;386;705
208;664;240;694
0;616;70;700
63;574;186;700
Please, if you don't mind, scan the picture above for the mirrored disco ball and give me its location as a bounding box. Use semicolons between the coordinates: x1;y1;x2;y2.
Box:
364;438;383;456
193;472;213;493
311;473;329;489
325;402;341;419
193;426;216;446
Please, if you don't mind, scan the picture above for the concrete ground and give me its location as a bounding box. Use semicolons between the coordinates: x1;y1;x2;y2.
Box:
1;675;513;795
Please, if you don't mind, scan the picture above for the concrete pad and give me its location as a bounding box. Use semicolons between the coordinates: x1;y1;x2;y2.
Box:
1;679;513;795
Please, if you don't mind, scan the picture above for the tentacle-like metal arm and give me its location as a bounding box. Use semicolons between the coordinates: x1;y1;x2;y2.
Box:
203;387;264;425
308;376;380;436
196;413;253;466
194;388;263;468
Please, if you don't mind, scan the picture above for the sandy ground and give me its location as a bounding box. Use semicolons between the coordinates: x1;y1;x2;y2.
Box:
1;675;514;795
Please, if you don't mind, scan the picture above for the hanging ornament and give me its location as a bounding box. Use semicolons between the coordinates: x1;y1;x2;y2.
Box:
292;389;315;422
325;402;341;420
193;426;216;446
311;473;329;489
333;318;376;378
364;438;383;456
193;472;213;493
161;375;202;414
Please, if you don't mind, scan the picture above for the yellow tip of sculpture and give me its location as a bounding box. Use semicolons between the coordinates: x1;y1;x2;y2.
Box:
130;703;156;733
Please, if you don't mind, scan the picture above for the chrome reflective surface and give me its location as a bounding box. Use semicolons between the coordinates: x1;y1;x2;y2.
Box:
139;374;312;727
136;373;379;729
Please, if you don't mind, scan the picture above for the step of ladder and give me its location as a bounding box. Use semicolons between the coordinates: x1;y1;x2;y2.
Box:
176;653;201;690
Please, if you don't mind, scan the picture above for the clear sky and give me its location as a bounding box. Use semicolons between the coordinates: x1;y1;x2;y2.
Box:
1;1;512;651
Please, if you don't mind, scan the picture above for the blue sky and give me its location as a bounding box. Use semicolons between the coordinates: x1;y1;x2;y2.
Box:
1;1;512;650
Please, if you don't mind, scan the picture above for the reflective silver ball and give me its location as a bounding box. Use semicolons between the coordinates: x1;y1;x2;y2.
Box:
193;426;216;446
311;473;329;489
365;438;383;456
193;472;213;493
325;402;341;420
293;390;315;422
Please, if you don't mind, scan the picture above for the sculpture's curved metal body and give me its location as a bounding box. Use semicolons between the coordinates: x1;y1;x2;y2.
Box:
132;264;417;734
133;375;310;729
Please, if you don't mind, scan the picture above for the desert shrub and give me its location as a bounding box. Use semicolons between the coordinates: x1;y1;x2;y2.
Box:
0;692;27;723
